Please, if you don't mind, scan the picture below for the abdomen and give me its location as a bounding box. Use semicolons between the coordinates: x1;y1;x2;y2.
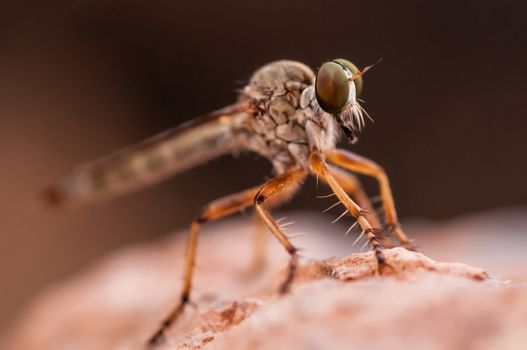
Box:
45;103;249;206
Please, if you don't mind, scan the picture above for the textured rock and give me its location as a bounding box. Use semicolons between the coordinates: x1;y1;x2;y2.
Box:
3;216;527;350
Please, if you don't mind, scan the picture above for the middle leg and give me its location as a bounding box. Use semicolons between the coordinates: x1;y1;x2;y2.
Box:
254;168;307;293
247;181;303;276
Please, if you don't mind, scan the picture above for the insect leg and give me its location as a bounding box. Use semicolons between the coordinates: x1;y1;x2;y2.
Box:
254;168;307;294
326;149;415;250
248;180;304;276
247;213;268;275
329;165;395;248
310;152;387;268
147;186;259;347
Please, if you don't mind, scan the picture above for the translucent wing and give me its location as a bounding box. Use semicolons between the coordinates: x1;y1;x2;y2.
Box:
44;102;251;206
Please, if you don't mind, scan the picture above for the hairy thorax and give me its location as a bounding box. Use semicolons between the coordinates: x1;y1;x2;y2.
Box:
237;60;340;174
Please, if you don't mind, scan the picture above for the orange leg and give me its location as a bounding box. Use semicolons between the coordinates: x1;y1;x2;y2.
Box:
248;175;304;276
148;169;306;346
326;149;414;250
247;213;268;276
329;165;395;248
147;186;259;347
254;168;307;293
310;152;387;266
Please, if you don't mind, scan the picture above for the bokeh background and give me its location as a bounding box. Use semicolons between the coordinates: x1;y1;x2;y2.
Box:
1;0;526;332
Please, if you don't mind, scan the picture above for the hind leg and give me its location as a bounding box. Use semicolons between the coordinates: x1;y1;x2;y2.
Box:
148;168;307;346
147;186;259;347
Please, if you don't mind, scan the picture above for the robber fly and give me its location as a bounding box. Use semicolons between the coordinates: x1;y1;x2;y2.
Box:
45;59;415;346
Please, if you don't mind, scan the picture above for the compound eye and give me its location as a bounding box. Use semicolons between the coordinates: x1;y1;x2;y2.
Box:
315;62;350;115
333;58;363;97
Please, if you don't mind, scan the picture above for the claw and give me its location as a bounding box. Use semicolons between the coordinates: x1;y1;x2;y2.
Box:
375;253;395;276
377;260;395;276
147;330;166;348
278;254;299;294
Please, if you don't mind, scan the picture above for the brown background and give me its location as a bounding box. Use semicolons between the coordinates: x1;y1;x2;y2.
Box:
0;0;526;331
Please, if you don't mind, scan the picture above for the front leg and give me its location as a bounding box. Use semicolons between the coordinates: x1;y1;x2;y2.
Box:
328;165;395;248
327;149;415;250
310;152;387;268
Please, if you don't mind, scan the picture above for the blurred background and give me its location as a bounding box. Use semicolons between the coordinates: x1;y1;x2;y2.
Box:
0;0;526;332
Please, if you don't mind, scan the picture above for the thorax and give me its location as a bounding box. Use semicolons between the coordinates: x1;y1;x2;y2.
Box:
237;60;340;174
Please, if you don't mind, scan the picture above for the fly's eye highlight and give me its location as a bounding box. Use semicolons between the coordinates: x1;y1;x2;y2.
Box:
333;58;363;98
315;61;350;115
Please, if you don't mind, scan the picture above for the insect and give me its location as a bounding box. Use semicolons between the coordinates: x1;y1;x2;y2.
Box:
44;58;415;346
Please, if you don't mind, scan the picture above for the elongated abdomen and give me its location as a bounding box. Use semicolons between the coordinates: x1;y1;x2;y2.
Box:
44;103;249;206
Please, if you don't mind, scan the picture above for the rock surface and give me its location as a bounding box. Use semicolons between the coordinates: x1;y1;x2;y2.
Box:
3;216;527;350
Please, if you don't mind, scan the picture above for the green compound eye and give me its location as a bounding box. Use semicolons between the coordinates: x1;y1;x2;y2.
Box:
315;61;350;115
333;58;363;98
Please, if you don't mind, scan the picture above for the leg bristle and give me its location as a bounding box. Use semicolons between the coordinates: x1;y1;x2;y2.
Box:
353;230;366;245
345;221;359;236
331;209;349;223
323;201;341;213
